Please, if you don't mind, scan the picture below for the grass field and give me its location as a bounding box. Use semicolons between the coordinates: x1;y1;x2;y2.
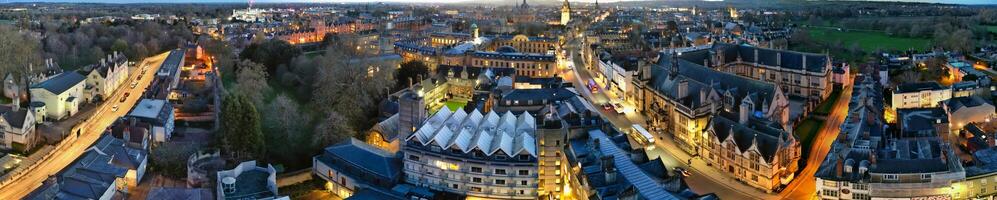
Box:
814;88;842;116
445;101;466;111
986;26;997;34
805;27;932;52
794;118;825;171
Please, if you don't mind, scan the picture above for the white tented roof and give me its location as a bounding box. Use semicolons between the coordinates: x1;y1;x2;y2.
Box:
411;108;537;158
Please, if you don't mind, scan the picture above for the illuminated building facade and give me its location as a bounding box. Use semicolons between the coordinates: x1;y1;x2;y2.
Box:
402;108;539;199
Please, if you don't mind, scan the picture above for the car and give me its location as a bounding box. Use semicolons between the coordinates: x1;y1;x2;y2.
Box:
673;167;692;177
111;105;119;112
613;103;625;114
130;82;137;88
601;103;613;111
119;93;130;102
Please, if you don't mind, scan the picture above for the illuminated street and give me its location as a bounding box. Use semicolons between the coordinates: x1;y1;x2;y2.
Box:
779;85;853;200
0;52;168;199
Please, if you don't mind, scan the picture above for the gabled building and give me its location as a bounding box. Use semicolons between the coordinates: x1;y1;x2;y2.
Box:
126;99;174;142
313;138;402;199
703;112;800;192
25;134;148;200
80;52;128;102
29;71;87;121
0;103;36;151
402;107;538;199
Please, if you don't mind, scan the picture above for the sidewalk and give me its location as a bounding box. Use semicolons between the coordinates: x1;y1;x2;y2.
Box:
564;46;778;199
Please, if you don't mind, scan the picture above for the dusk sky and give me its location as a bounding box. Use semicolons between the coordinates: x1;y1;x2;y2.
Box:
1;0;994;5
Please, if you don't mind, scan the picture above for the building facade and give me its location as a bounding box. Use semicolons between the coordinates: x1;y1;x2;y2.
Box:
29;71;86;121
891;81;952;110
403;108;539;199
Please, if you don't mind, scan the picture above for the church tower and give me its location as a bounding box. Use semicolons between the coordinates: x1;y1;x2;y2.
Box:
560;0;571;26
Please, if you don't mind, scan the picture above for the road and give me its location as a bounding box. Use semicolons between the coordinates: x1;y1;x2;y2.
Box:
778;84;854;200
562;36;772;200
562;28;854;199
0;51;169;199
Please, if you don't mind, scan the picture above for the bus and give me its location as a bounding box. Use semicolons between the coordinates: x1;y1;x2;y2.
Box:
630;124;656;150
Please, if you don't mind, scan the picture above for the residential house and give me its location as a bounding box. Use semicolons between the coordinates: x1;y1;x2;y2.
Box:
81;52;129;102
126;99;174;142
29;71;87;121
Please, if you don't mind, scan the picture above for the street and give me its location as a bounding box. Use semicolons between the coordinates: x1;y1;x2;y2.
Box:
778;84;853;200
562;33;853;200
0;51;169;199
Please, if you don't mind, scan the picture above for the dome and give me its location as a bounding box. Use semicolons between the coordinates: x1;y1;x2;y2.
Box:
496;45;519;53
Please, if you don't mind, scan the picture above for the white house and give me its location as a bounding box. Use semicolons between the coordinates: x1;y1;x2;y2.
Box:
0;103;36;151
29;71;86;121
127;99;174;142
82;52;129;102
891;81;951;110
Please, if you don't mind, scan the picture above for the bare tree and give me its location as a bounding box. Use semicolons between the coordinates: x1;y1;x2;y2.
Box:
233;60;271;107
313;111;355;148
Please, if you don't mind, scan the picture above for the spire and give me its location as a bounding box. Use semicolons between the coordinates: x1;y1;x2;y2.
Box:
670;51;679;78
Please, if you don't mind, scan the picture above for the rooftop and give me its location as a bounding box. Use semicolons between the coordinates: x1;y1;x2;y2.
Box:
895;81;946;93
30;71;85;94
405;107;537;158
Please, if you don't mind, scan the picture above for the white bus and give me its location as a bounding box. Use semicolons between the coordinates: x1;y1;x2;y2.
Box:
631;124;655;150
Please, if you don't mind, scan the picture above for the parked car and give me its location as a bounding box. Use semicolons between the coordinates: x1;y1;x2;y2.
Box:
602;103;613;111
613;103;625;114
111;105;119;112
119;93;130;103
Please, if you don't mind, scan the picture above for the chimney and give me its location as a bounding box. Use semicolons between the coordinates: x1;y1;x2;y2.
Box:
739;99;750;124
835;154;844;178
869;151;877;168
844;159;854;174
677;80;689;99
601;155;617;184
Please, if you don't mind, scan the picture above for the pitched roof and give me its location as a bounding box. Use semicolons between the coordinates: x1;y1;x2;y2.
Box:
319;139;402;180
31;71;85;94
405;108;537;158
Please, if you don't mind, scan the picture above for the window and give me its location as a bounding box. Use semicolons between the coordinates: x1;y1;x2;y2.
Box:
853;183;867;190
472;177;482;183
519;170;529;176
884;174;898;180
519;190;525;195
495;169;507;175
496;154;507;160
495;179;506;185
471;167;482;173
822;189;838;197
471;187;482;192
921;174;931;180
451;184;459;189
854;193;869;200
521;180;528;186
519;155;530;161
408;155;420;161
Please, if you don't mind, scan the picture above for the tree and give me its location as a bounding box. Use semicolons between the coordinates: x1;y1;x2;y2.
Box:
313;111;355;148
240;39;301;74
233;60;271;107
0;25;43;78
111;39;129;54
219;94;266;160
149;142;198;179
395;60;429;90
311;35;395;129
262;94;311;165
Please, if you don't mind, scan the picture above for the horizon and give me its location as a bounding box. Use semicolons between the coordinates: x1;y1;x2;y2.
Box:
0;0;994;5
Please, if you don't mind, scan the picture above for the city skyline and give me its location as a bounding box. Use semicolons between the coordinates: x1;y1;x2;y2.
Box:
1;0;995;5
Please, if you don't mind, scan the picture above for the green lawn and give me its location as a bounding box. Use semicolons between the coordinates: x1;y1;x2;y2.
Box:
986;26;997;34
805;27;931;52
795;118;825;172
444;101;466;111
814;88;842;116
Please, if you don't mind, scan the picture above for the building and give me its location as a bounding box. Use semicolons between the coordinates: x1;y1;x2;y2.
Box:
702;112;800;192
705;43;833;102
817;76;966;200
402;107;539;199
81;52;129;102
634;51;792;155
0;103;36;151
395;33;560;78
29;71;86;121
216;160;283;200
313;138;402;199
25;134;148;200
126;99;174;142
563;129;717;200
560;0;571;26
157;49;186;93
943;96;995;130
891;81;951;110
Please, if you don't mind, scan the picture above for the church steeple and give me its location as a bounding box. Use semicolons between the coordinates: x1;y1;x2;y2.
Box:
560;0;571;26
520;0;528;9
